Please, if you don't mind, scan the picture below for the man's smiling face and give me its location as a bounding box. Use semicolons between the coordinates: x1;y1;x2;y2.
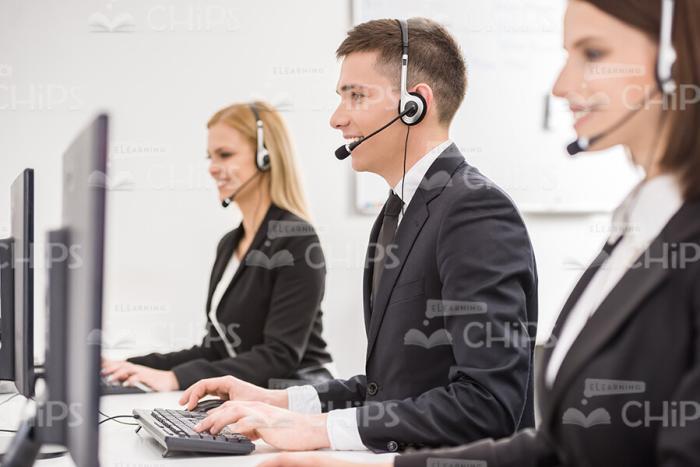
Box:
330;51;406;174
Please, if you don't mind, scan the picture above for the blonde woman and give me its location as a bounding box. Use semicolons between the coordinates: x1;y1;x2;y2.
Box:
103;101;334;391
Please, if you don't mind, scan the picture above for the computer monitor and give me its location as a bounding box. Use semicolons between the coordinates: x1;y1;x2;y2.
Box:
0;169;35;398
3;115;108;467
0;238;14;384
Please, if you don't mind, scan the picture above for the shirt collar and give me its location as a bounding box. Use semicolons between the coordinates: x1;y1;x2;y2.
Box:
392;139;453;207
609;173;684;246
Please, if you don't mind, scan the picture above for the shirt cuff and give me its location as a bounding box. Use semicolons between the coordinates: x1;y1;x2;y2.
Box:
326;408;366;451
286;385;322;414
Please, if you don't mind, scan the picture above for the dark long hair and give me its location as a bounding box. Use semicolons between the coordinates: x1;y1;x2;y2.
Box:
580;0;700;200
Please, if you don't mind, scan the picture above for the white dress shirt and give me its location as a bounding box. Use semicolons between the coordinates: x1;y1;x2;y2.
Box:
545;174;684;388
393;139;454;225
286;139;453;450
208;254;240;358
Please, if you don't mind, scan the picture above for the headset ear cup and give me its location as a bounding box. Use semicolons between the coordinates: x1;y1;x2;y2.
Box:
258;151;271;171
409;92;427;125
399;92;427;126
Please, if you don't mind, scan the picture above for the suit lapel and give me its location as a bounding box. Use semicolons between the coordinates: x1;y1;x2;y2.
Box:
206;227;243;312
216;204;282;309
542;200;700;428
365;144;466;361
537;247;609;421
540;246;613;371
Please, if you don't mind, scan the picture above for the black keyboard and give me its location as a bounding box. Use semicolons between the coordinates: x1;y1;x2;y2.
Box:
100;375;146;395
132;408;255;456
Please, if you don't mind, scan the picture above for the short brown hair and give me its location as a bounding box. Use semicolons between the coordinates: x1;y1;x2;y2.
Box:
336;17;467;125
580;0;700;200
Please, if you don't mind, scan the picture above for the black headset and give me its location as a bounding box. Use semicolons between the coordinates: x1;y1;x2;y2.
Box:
249;103;271;172
397;19;427;126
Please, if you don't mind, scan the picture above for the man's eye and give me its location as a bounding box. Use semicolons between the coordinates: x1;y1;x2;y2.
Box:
351;92;365;101
219;152;233;159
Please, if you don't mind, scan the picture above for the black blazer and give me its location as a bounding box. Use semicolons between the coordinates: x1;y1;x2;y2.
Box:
396;199;700;467
313;144;538;452
128;204;333;389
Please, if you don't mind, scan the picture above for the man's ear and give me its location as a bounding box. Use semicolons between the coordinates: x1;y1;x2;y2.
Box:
411;83;434;119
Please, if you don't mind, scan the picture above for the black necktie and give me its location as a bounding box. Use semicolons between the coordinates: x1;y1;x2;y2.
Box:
372;191;404;308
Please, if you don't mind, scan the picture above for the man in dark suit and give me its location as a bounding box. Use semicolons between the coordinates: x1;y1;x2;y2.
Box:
180;17;537;453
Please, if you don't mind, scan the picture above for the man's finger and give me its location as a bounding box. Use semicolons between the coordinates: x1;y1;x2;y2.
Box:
195;405;238;434
178;381;197;406
208;413;236;435
182;378;233;410
211;405;250;435
179;382;201;409
193;413;215;433
226;416;260;438
244;431;261;442
182;380;214;410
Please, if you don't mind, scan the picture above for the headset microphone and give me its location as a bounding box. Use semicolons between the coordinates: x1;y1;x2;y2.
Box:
566;87;665;156
221;171;261;208
335;103;418;160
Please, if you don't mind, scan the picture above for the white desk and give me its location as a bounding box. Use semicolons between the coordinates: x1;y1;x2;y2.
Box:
1;391;397;466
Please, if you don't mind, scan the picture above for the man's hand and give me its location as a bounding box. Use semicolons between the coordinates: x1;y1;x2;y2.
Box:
179;375;288;410
258;454;392;467
194;401;330;451
101;360;179;392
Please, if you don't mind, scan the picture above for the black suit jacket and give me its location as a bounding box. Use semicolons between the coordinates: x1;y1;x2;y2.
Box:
396;199;700;467
313;144;538;452
128;204;333;389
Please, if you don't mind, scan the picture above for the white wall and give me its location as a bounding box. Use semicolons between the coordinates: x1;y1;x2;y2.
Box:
0;0;631;379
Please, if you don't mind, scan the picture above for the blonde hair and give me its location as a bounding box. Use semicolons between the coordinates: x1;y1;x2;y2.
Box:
207;101;311;221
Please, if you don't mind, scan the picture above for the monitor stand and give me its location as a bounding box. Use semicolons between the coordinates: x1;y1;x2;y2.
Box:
0;398;67;465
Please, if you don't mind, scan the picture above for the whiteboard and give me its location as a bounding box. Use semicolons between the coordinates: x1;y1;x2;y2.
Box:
352;0;642;214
